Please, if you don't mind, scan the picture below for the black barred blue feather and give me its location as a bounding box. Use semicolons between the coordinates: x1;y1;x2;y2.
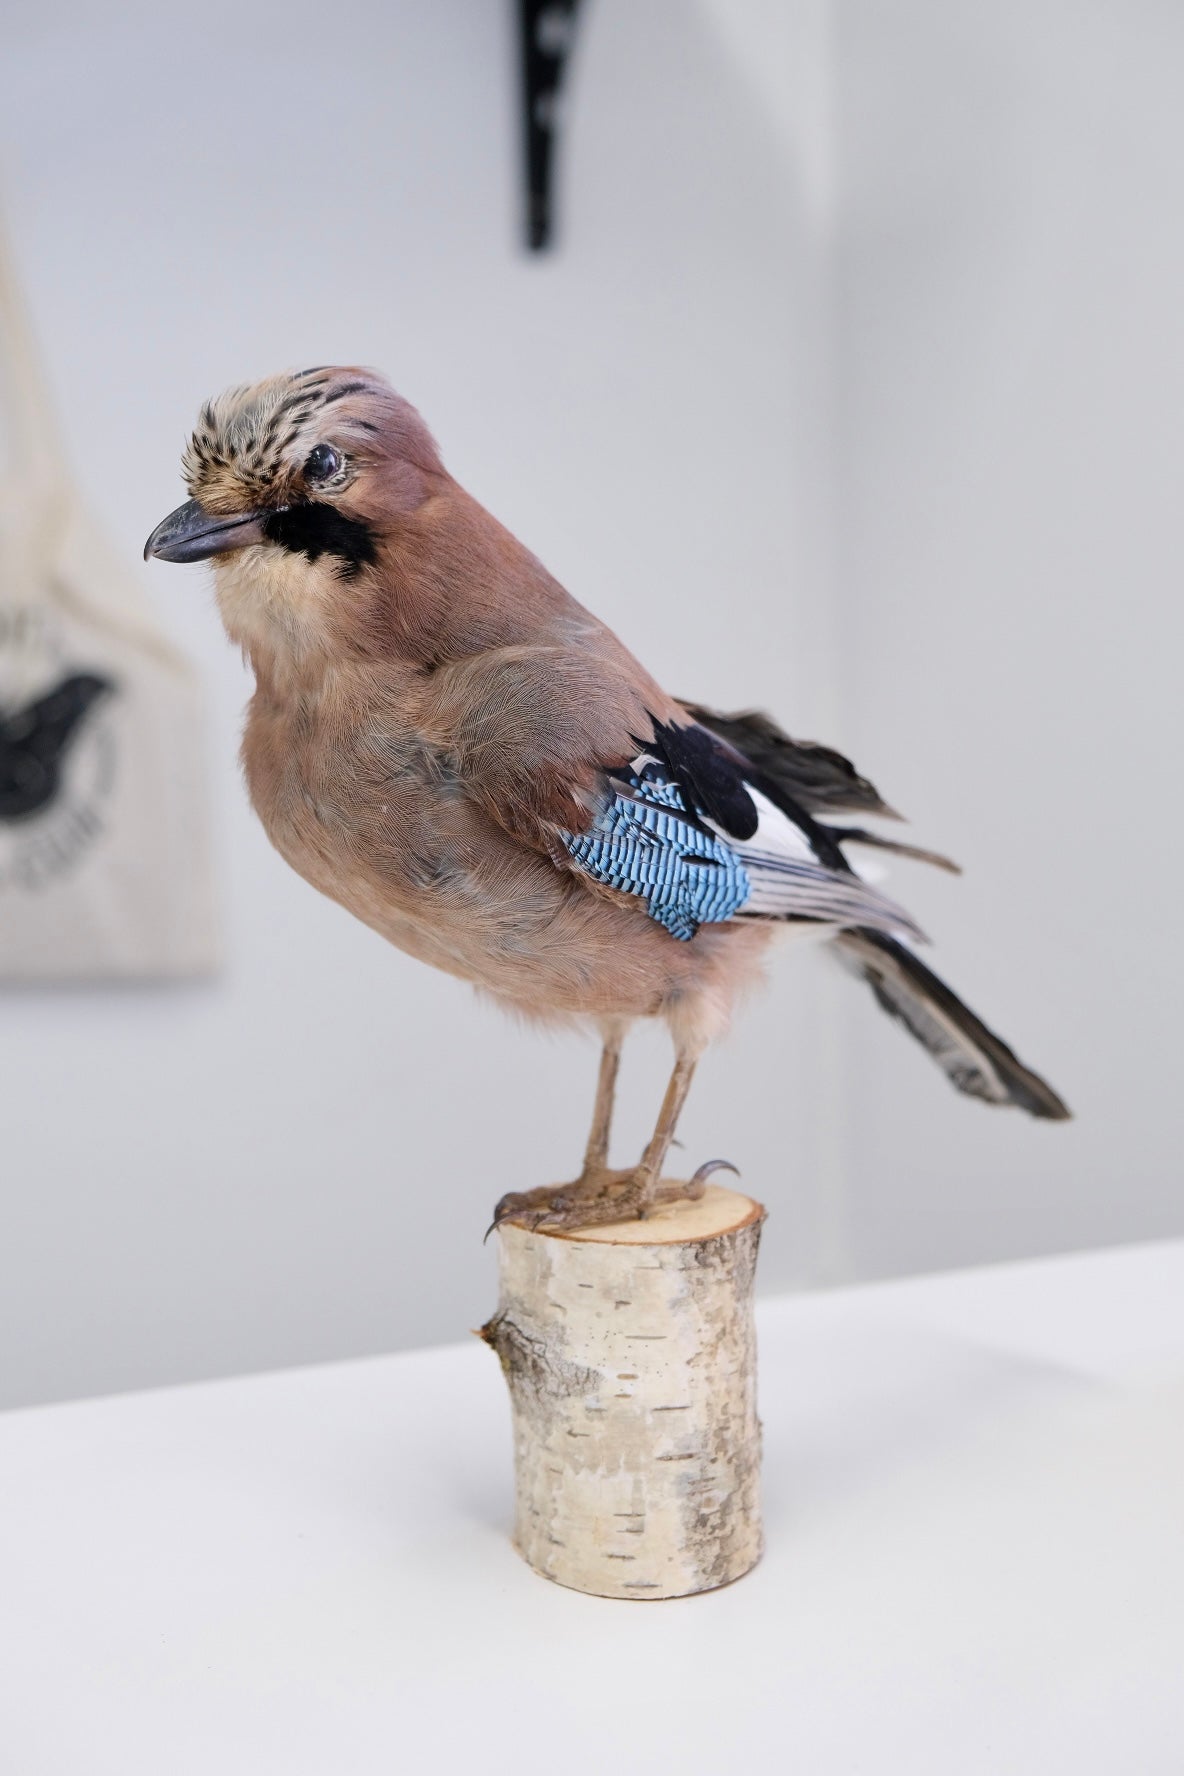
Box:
562;768;750;940
560;736;923;944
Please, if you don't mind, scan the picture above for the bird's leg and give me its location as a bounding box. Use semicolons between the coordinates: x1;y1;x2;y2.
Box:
580;1022;625;1178
625;1047;700;1215
490;1039;732;1236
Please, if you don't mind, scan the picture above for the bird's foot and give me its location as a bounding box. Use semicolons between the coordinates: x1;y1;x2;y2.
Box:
487;1158;739;1238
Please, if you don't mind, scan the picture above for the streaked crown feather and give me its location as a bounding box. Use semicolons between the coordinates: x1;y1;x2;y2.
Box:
182;367;384;511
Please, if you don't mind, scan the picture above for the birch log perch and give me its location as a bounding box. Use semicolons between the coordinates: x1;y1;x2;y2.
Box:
481;1183;765;1599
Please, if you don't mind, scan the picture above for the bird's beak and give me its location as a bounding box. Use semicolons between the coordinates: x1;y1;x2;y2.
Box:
143;498;270;563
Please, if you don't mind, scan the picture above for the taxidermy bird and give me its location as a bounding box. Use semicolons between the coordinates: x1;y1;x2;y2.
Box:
145;367;1069;1231
0;672;113;822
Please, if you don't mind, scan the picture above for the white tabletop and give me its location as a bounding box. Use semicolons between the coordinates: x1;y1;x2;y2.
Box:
2;1241;1182;1776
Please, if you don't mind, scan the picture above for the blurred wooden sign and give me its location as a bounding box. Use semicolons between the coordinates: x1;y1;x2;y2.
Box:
0;221;218;981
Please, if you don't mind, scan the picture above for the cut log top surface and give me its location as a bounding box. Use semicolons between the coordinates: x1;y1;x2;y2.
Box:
553;1182;764;1245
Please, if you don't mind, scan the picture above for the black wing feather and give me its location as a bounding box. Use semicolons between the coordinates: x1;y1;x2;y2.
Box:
680;702;900;820
646;717;760;840
836;929;1070;1119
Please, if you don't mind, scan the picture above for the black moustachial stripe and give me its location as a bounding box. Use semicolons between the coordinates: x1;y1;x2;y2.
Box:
262;504;377;577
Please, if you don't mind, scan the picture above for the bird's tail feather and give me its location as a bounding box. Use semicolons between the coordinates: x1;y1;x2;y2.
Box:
834;929;1070;1120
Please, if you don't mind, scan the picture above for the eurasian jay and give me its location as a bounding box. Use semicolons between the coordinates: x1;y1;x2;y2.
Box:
145;367;1069;1231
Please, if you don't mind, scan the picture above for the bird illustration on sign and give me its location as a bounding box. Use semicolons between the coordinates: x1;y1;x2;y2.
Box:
0;672;114;822
0;614;118;894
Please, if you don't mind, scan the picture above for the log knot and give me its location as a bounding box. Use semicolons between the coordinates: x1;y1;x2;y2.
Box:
479;1310;599;1403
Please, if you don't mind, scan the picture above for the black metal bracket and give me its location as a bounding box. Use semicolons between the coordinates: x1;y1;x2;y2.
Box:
518;0;585;251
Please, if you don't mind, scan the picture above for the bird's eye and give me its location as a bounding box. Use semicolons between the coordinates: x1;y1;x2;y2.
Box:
304;443;342;483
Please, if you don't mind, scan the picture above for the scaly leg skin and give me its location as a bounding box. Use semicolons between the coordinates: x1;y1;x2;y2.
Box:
581;1021;625;1177
490;1042;738;1236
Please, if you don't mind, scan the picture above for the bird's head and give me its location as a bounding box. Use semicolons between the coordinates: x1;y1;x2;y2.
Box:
144;367;444;663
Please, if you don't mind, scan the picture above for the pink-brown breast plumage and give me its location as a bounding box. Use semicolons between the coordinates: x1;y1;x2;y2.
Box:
240;656;773;1037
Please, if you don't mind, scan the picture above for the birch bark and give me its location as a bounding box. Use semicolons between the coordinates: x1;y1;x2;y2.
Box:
482;1185;764;1599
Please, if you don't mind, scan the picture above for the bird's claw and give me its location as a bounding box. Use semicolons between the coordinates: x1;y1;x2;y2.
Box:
485;1194;532;1243
686;1157;741;1197
485;1185;578;1241
486;1181;617;1240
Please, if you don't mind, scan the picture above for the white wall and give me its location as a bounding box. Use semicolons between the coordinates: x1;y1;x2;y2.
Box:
0;0;841;1407
2;1;1179;1412
835;0;1184;1273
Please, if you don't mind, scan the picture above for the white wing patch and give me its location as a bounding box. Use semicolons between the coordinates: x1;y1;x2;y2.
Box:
710;786;923;938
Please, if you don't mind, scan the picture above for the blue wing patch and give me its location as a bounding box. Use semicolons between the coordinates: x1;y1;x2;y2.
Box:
561;768;750;941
